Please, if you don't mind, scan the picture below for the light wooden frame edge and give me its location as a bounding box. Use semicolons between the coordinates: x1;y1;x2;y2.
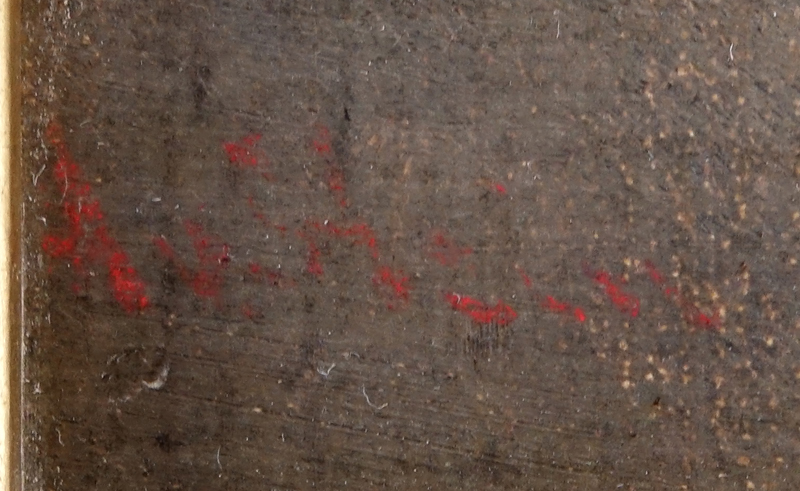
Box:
1;0;22;489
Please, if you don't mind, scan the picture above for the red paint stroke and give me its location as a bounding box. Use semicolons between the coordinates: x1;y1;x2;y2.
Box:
492;182;507;195
104;237;149;312
517;266;585;322
223;133;266;168
312;125;333;155
298;219;380;277
312;125;348;208
542;295;570;313
585;266;640;317
373;266;411;309
306;220;380;260
540;295;586;323
327;166;346;203
516;266;533;288
542;295;586;322
642;260;720;330
429;231;473;267
246;197;272;228
153;221;230;298
246;196;290;236
42;121;149;312
247;196;269;227
153;235;175;259
305;239;324;277
298;219;410;310
644;260;665;286
682;304;720;330
342;224;379;258
664;286;679;299
444;292;517;326
247;262;295;288
241;303;263;320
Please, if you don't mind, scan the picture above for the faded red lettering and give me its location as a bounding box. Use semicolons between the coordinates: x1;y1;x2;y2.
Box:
373;266;411;309
429;232;473;268
223;133;266;168
585;266;640;317
42;121;149;313
153;221;230;298
517;266;585;323
642;260;721;330
444;292;517;326
311;125;348;208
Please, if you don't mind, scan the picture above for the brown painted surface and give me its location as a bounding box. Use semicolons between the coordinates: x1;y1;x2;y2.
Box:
20;1;800;489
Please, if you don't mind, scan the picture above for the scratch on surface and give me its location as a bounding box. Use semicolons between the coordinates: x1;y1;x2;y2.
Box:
361;386;388;410
142;363;170;390
317;363;336;378
31;164;46;186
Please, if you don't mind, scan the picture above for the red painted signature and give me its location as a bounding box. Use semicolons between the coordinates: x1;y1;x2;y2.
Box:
41;120;723;333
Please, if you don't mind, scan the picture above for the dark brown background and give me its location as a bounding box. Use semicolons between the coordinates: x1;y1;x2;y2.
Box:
21;1;800;489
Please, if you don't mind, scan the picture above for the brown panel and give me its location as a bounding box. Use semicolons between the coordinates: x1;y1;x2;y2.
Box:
19;1;800;489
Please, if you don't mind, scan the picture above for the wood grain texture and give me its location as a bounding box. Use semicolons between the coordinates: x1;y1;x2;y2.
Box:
20;1;800;490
